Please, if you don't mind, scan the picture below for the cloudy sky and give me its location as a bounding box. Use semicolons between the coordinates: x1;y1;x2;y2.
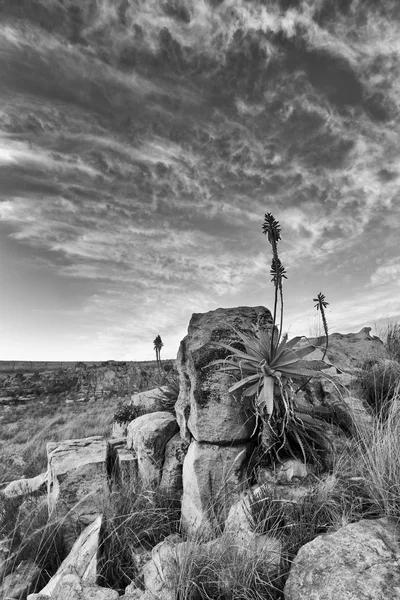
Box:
1;0;400;361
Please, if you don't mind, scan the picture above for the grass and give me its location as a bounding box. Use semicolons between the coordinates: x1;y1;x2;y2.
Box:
98;482;181;594
0;492;68;593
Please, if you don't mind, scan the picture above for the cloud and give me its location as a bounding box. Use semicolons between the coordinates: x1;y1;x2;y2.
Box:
370;259;400;286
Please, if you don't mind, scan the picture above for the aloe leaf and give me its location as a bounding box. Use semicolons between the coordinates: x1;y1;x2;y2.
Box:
243;381;262;397
229;373;260;393
281;336;304;351
218;344;264;365
302;359;332;370
279;365;325;378
260;375;275;416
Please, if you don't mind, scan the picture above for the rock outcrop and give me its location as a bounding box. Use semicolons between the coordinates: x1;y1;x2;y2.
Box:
176;306;272;444
176;306;272;536
47;436;107;551
284;518;400;600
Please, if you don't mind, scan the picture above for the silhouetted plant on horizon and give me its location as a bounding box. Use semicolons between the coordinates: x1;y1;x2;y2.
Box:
153;334;164;374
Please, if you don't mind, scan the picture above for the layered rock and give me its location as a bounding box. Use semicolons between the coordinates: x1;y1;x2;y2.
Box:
176;306;272;444
284;518;400;600
176;306;272;537
181;440;252;537
47;436;107;551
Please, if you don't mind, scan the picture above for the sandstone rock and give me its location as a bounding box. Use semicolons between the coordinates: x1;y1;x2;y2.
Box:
284;517;400;600
181;440;252;537
159;433;189;496
0;559;40;599
126;412;178;486
305;328;386;373
50;573;119;599
47;436;107;551
142;537;182;600
4;472;48;498
28;516;102;599
130;387;169;414
176;306;272;444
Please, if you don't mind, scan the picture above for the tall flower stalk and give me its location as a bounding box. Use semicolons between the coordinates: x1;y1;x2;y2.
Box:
262;213;286;354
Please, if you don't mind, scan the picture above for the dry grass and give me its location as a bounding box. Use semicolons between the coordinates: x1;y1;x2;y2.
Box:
98;482;181;594
353;395;400;519
0;398;118;483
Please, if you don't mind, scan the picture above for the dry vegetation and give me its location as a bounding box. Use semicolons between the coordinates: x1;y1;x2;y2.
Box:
0;398;118;484
1;323;400;598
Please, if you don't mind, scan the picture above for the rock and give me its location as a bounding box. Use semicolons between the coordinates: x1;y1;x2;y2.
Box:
50;573;119;599
107;438;138;487
284;517;400;600
305;328;386;373
130;387;169;414
275;459;311;484
0;559;40;600
47;436;107;551
221;528;281;577
175;306;272;444
159;433;189;496
28;516;102;599
3;472;48;499
126;412;178;486
181;440;252;537
142;537;182;600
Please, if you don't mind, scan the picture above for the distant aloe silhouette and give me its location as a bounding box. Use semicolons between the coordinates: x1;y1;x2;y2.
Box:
153;335;164;374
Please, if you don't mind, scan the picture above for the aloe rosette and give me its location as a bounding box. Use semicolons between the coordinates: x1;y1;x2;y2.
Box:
209;325;335;466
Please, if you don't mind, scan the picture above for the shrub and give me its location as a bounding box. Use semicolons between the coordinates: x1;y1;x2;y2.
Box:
113;401;146;425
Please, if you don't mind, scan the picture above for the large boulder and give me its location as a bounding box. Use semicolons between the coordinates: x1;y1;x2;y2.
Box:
126;412;179;486
176;306;272;444
305;328;386;373
284;517;400;600
181;440;252;538
47;436;107;551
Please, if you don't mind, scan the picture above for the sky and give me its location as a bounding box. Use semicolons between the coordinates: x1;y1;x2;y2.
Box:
0;0;400;361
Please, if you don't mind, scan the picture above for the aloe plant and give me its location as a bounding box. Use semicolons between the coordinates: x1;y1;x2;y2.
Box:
208;213;337;468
